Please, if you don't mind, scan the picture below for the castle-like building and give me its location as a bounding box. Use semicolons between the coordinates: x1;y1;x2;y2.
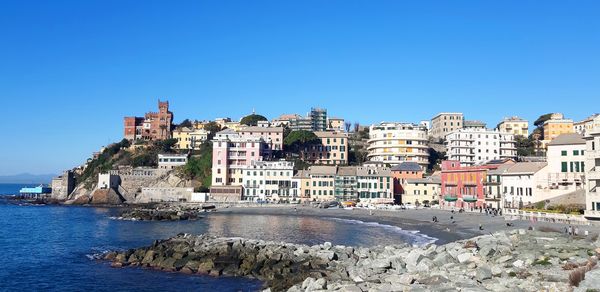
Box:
124;100;173;140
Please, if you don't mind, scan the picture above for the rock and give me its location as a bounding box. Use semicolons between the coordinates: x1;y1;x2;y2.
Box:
476;266;492;281
491;266;503;277
302;277;316;289
496;255;513;264
457;253;473;263
512;260;524;268
308;278;327;290
398;274;414;285
405;250;424;267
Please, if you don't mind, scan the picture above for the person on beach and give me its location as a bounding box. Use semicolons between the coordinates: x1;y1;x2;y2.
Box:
479;224;483;231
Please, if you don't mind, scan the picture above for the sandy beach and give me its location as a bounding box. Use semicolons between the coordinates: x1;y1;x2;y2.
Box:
216;206;600;244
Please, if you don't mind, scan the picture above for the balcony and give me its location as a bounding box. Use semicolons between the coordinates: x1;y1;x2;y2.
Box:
589;168;600;181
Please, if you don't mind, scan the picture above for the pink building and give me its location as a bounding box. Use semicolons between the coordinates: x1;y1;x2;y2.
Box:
440;160;486;209
212;129;269;186
238;126;284;151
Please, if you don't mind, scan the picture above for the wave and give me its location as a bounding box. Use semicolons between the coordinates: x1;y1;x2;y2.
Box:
325;217;438;247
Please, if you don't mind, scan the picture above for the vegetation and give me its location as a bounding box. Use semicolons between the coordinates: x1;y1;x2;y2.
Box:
76;139;131;188
427;148;445;172
533;257;552;266
534;113;553;127
240;114;268;126
180;143;213;190
203;121;222;140
176;119;193;129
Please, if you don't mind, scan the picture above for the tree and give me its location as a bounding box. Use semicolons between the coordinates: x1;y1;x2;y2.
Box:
156;138;178;153
428;148;446;172
203;121;222;140
353;122;360;133
177;119;193;129
284;130;320;159
240;114;268;126
344;122;352;133
534;113;553;127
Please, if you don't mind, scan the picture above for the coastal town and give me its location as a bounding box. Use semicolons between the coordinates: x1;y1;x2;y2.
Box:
29;100;599;227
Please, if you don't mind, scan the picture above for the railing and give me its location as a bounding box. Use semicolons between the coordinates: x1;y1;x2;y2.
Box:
503;208;590;225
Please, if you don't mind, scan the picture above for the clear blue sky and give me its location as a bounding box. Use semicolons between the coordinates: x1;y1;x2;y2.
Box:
1;0;599;175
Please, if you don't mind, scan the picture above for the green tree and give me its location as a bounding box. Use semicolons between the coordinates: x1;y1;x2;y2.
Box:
177;119;193;129
534;113;553;127
240;114;268;126
284;130;320;159
428;148;446;172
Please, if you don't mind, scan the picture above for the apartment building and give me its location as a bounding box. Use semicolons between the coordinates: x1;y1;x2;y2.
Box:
440;161;487;209
430;112;464;141
293;170;311;202
464;120;486;130
542;113;574;143
310;107;328;132
328;117;345;131
356;166;393;204
241;160;296;202
158;153;188;170
309;166;337;202
367;122;429;168
446;128;516;166
211;129;269;186
335;166;358;202
172;127;209;150
546;133;586;184
402;176;441;206
584;115;600;219
574;114;600;136
496;117;529;137
390;162;424;202
238;126;285;151
302;131;348;165
272;114;313;131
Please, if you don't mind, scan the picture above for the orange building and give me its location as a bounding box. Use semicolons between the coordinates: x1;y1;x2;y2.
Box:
390;162;424;203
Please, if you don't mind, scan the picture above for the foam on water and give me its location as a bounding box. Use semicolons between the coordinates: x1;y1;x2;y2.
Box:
326;217;438;247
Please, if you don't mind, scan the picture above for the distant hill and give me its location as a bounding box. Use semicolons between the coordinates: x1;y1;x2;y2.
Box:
0;173;57;184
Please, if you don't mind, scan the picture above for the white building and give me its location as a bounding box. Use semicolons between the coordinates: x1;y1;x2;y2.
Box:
584;116;600;219
367;122;429;168
356;165;393;204
158;154;188;170
574;114;600;136
546;133;586;188
242;160;296;202
446;128;516;166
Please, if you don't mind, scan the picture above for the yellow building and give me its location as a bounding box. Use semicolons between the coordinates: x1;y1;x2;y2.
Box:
401;176;441;206
497;117;529;136
303;131;349;165
309;166;336;202
173;127;209;150
543;113;574;143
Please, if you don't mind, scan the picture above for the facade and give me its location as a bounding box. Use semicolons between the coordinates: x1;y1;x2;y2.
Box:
293;170;312;202
356;166;393;204
309;166;337;202
302;131;348;165
238;126;285;151
574;114;600;136
158;154;188;170
402;176;441;206
464;120;486;130
50;171;75;200
484;164;512;209
440;161;486;209
584;115;600;219
242;160;296;202
334;166;358;202
173;127;209;150
124;100;173;141
546;133;586;186
328;117;345;131
390;162;424;202
210;185;243;202
310;107;328;132
496;117;529;137
211;129;269;186
367;122;429;168
273;114;313;131
446;128;516;166
430;112;464;141
542;113;574;143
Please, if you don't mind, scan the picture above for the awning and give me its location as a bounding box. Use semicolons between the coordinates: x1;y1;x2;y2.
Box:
463;196;478;202
444;195;458;202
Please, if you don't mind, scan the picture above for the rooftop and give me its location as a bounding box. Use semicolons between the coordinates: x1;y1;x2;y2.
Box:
547;133;585;146
406;175;441;184
504;162;547;174
309;166;337;175
390;162;422;172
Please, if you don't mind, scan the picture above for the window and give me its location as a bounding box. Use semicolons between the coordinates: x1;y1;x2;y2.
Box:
561;162;568;172
561;150;567;156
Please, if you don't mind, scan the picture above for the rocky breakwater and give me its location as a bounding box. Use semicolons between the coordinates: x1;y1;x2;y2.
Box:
103;230;600;291
117;205;203;221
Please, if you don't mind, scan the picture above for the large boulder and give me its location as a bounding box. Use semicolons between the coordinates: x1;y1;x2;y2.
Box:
91;188;124;205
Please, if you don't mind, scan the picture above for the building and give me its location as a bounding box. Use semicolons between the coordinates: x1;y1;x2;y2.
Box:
446;128;516;166
293;170;312;202
390;162;424;202
584;115;600;219
542;113;574;143
172;127;209;150
241;160;295;202
440;161;487;209
211;129;269;186
546;133;586;184
464;120;486;130
402;176;441;206
158;153;188;170
367;122;429;168
484;164;513;209
356;165;393;204
430;112;464;141
309;166;337;202
50;171;75;200
210;185;243;202
496;117;529;137
238;126;285;151
335;166;358;202
302;131;348;165
273;114;313;131
328;117;345;131
574;114;600;136
124;100;174;141
310;107;328;132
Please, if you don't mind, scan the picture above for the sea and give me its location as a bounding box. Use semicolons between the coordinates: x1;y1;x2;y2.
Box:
0;183;435;292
